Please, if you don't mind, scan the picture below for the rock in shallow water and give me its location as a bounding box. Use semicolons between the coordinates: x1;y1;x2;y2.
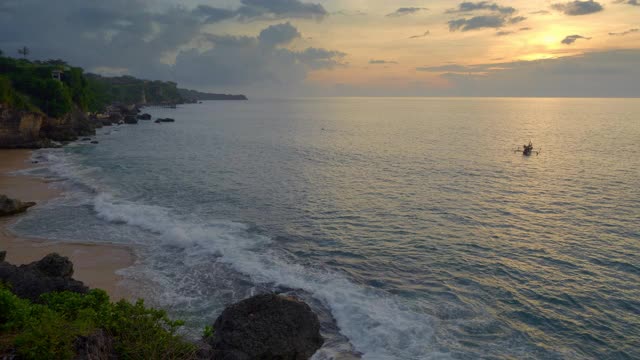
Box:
0;194;36;217
155;118;175;123
124;115;138;124
208;293;324;360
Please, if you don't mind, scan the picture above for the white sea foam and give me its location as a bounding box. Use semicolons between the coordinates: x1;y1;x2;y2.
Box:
34;147;449;359
90;193;447;359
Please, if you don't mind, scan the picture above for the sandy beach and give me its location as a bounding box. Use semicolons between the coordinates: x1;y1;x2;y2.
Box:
0;149;134;300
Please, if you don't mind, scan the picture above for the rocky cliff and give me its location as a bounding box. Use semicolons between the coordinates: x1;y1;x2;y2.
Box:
0;105;47;148
0;105;96;148
40;106;95;142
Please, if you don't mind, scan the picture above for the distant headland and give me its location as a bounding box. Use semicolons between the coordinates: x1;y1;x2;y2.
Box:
0;52;247;148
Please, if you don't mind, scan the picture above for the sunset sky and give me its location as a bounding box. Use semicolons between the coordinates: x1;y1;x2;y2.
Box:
0;0;638;96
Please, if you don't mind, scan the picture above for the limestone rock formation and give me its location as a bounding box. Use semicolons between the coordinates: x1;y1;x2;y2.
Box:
40;106;96;142
0;107;46;148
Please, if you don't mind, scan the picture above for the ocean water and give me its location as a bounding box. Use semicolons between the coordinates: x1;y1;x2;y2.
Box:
11;97;640;359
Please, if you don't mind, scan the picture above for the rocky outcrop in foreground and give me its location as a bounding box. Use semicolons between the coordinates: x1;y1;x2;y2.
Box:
0;194;36;217
0;253;88;301
0;253;324;359
207;294;324;360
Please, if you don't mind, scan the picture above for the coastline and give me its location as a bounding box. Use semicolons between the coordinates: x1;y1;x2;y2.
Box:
0;149;135;300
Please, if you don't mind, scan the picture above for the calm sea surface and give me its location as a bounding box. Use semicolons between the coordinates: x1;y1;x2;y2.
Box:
13;98;640;359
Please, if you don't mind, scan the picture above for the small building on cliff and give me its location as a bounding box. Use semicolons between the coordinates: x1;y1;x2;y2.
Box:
51;69;63;81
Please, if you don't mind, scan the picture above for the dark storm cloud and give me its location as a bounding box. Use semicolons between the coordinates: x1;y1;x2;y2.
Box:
495;27;531;36
509;16;527;24
609;28;639;36
561;34;591;44
258;22;301;47
0;0;343;94
194;5;235;23
0;0;15;13
446;2;524;32
551;1;603;15
297;47;347;69
445;2;516;15
414;50;640;97
530;10;551;15
177;38;346;87
174;32;345;89
409;31;430;39
369;59;398;64
416;64;487;72
448;15;506;31
195;0;327;23
236;0;327;20
331;10;367;16
614;0;639;6
386;7;428;17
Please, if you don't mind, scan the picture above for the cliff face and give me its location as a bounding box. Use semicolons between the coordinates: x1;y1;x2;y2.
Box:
0;106;47;148
40;106;95;142
0;105;95;148
178;88;247;101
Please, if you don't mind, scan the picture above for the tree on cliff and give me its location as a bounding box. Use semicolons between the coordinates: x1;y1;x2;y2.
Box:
17;46;29;59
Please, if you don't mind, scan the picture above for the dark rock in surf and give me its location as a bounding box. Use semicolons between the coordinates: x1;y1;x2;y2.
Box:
155;118;175;123
124;115;138;124
108;113;122;124
0;253;88;301
91;141;99;144
208;293;324;360
0;194;36;217
137;113;152;120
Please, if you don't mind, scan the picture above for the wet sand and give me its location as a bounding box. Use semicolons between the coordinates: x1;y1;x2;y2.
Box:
0;149;135;300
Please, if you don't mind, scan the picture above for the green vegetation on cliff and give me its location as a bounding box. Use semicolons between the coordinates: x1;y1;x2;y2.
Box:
0;54;183;115
85;74;184;109
0;55;92;117
0;51;247;118
0;75;37;112
0;285;197;360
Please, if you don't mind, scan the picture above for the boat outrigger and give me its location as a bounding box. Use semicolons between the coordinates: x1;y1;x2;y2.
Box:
515;141;540;156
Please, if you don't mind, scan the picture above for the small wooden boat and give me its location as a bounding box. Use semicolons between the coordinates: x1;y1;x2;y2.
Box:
515;141;540;156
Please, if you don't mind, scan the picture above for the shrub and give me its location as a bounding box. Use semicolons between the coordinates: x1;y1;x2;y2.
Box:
202;325;214;339
0;287;198;360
